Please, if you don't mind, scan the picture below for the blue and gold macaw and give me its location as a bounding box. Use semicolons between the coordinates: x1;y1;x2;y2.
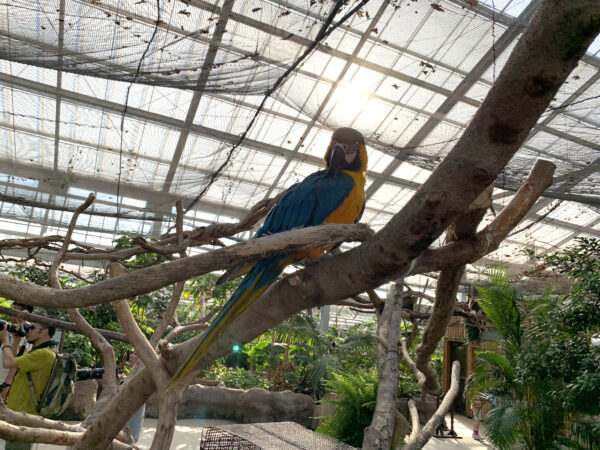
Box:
169;127;368;386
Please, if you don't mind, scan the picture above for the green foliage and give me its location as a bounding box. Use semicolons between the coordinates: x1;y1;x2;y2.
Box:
282;317;377;398
397;361;421;398
63;332;98;368
464;318;482;344
205;367;270;390
316;367;379;447
468;243;600;449
7;264;51;287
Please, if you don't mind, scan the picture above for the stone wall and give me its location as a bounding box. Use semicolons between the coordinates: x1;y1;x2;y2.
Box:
146;385;316;428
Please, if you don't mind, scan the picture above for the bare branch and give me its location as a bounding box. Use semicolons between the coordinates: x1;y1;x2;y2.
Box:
42;193;119;430
63;193;284;262
0;403;85;433
162;323;209;343
0;404;133;446
407;400;421;439
46;193;119;404
48;193;95;282
411;159;556;275
337;299;375;310
403;361;461;450
400;339;426;388
0;419;132;449
149;200;188;347
108;263;170;389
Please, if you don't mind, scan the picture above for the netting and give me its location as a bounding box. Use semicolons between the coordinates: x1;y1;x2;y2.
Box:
0;0;598;246
0;0;337;93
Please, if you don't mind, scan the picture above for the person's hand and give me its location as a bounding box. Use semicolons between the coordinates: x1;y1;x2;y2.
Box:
16;309;28;323
0;328;9;346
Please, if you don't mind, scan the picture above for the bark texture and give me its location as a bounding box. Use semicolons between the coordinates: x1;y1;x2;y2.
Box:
363;280;403;450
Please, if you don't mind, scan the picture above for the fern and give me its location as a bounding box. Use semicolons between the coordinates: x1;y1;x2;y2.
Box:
317;367;379;447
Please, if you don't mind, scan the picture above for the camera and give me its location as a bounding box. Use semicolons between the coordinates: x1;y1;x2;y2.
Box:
0;319;31;337
76;368;104;381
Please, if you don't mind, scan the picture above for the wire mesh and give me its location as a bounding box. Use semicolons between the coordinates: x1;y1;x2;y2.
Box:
199;422;357;450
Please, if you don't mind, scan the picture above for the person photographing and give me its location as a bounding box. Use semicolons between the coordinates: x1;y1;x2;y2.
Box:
1;322;57;450
1;303;34;402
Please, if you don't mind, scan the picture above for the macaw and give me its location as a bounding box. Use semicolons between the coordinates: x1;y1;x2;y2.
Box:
169;127;368;386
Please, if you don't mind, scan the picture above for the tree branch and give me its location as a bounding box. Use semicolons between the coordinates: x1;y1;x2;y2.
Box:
108;263;170;389
0;306;129;343
400;339;426;388
403;361;461;450
0;419;132;449
0;223;372;309
150;200;187;348
411;159;556;275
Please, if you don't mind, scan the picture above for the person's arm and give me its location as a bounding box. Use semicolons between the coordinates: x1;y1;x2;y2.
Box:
10;334;22;355
0;328;18;369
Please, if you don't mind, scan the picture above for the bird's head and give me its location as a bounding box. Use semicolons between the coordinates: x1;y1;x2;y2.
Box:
324;127;368;175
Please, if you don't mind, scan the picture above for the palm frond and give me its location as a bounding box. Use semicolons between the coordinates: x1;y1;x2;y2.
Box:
476;284;521;356
484;402;520;450
484;264;510;287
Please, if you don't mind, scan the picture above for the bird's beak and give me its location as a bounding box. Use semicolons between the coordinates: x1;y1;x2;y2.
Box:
328;142;358;175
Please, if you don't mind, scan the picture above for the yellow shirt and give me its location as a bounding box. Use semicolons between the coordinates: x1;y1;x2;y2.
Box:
7;347;56;414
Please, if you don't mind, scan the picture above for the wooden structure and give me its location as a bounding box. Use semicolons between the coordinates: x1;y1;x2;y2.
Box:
442;317;494;417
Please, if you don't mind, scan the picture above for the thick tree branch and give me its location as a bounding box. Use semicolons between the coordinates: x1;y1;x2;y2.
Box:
0;404;132;446
411;159;556;275
0;419;132;449
0;403;85;434
0;223;372;309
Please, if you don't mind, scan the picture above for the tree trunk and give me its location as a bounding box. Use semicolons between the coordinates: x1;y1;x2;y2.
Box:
363;279;403;450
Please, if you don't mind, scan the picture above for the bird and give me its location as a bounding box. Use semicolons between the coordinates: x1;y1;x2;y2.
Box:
169;127;368;386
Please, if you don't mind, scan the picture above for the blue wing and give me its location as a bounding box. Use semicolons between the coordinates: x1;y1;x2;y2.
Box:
256;170;355;237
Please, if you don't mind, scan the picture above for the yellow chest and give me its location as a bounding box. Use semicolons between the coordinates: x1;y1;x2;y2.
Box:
323;170;366;224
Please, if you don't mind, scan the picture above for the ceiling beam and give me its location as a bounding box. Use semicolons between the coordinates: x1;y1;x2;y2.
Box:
0;158;249;221
162;0;234;194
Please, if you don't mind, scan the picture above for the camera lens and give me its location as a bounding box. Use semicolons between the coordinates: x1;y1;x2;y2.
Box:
76;368;105;381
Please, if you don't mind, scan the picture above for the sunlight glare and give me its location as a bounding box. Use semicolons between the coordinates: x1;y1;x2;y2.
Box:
331;81;372;117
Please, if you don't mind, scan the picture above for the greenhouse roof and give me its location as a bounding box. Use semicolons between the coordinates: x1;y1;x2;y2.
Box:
0;0;599;289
